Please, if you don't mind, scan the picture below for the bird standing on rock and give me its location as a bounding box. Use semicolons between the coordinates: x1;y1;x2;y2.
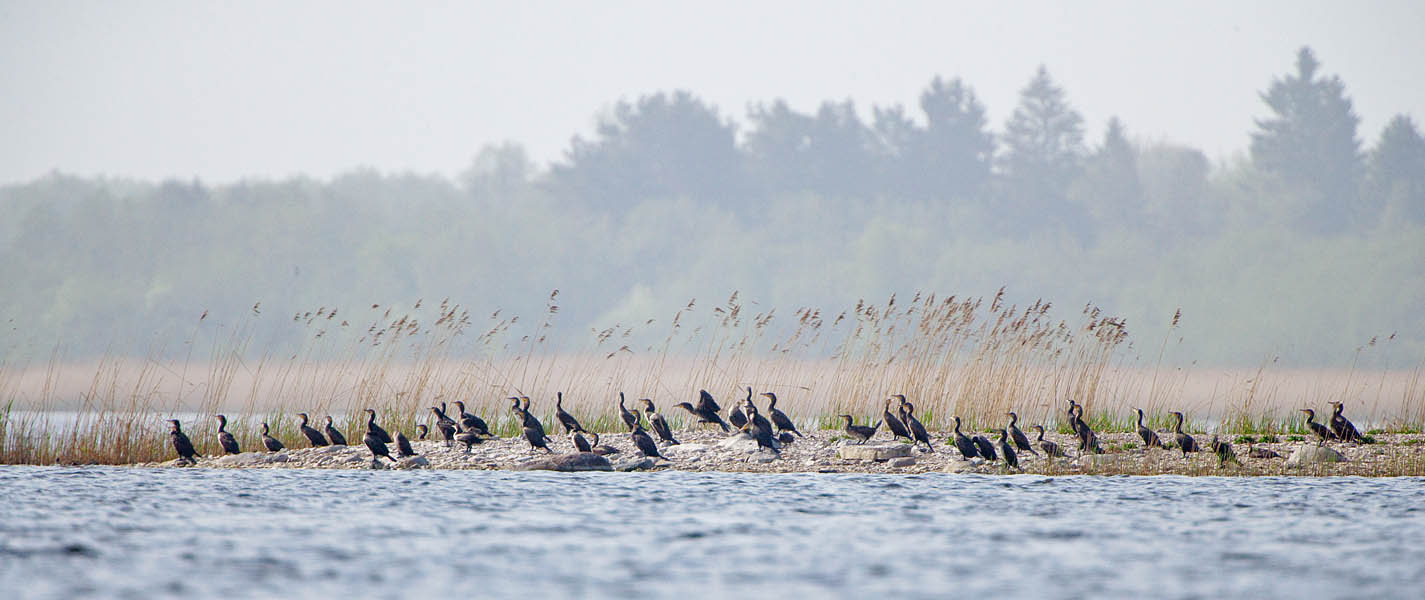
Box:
364;422;397;466
215;415;240;455
396;431;416;458
453;400;491;437
762;392;802;438
1032;425;1064;458
640;399;680;445
742;403;781;456
953;416;978;460
364;409;392;444
554;392;586;434
1301;408;1335;446
1329;401;1363;443
883;397;912;442
1134;408;1161;448
1171;411;1199;458
839;414;879;444
896;397;932;452
261;422;285;453
170;419;197;464
996;429;1019;470
324;416;347;446
631;421;667;459
298;413;328;447
618;392;640;432
1006;412;1038;456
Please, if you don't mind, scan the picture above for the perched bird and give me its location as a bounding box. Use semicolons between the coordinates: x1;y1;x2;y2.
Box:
395;431;416;458
618;392;640;432
364;409;392;444
883;397;912;442
972;434;997;461
260;422;285;453
573;431;594;453
631;421;667;459
452;400;491;437
777;432;796;446
364;423;396;466
1170;411;1199;458
997;428;1019;470
323;416;348;446
430;405;457;444
454;429;484;452
521;422;553;453
416;424;429;441
839;414;879;444
554;392;586;434
1328;402;1363;443
1134;408;1162;448
641;399;679;445
510;397;547;441
215;414;240;455
1301;408;1335;446
727;388;750;429
587;432;620;456
297;413;328;447
1069;400;1100;454
1006;412;1037;456
742;404;780;456
896;397;933;452
1209;436;1239;467
762;392;802;437
1033;425;1064;458
953;416;979;459
674;395;729;433
169;419;197;464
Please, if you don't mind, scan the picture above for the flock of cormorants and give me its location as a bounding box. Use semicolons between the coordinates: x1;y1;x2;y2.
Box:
166;390;1368;470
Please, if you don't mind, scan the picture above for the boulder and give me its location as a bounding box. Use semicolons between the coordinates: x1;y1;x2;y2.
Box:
943;458;984;473
615;458;657;472
1285;445;1346;467
837;444;911;461
717;433;763;453
397;456;430;469
662;443;709;458
516;452;614;472
887;457;916;468
265;452;290;463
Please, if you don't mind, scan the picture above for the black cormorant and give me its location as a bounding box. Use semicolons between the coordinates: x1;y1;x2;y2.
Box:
631;421;667;459
416;423;428;441
430;406;458;444
618;392;639;431
1301;408;1335;446
396;431;416;458
883;397;912;441
689;389;731;432
1329;402;1363;443
1006;412;1037;456
896;397;933;452
839;414;879;444
1209;436;1239;467
1070;402;1101;454
260;422;285;453
454;429;484;452
1134;408;1162;448
364;409;392;444
673;400;728;432
324;416;348;446
452;400;491;436
640;399;679;445
1170;411;1199;457
762;392;802;437
554;392;586;434
972;434;997;461
573;431;593;453
364;424;396;465
1032;425;1064;458
728;388;749;429
742;404;780;456
297;413;328;447
215;414;240;455
953;416;978;459
510;397;547;440
169;419;197;464
997;428;1019;470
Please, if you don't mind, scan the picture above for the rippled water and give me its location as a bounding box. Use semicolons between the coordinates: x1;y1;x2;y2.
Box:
2;467;1423;599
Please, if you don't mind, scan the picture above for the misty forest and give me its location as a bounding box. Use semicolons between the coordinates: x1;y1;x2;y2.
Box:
3;47;1423;368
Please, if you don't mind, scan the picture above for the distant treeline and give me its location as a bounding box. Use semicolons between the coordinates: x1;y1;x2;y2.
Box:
1;47;1422;367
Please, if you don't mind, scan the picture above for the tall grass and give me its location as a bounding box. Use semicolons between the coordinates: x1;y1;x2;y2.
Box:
2;290;1421;464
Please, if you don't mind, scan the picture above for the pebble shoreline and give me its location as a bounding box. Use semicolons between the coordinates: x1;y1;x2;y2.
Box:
138;428;1425;476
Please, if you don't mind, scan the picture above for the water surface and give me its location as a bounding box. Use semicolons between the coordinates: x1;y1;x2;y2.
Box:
2;466;1422;598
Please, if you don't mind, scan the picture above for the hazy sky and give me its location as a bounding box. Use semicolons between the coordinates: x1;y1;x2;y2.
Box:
2;0;1422;185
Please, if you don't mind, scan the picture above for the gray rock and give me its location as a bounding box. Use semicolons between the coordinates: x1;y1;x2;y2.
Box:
717;433;762;453
837;444;911;461
517;452;615;472
749;449;780;463
887;457;916;468
1285;445;1346;467
397;456;430;469
265;452;290;463
662;443;709;458
615;458;657;472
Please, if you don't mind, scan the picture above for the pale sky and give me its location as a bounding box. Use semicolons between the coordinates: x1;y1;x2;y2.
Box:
2;0;1422;185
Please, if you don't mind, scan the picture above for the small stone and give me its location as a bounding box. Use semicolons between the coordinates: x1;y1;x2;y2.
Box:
887;457;916;468
265;453;290;463
837;444;911;461
397;456;430;469
1285;445;1346;467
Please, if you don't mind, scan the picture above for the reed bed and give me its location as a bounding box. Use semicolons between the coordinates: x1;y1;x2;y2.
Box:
2;290;1421;465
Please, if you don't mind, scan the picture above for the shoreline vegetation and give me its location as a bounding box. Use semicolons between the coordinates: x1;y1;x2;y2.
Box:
3;292;1422;473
